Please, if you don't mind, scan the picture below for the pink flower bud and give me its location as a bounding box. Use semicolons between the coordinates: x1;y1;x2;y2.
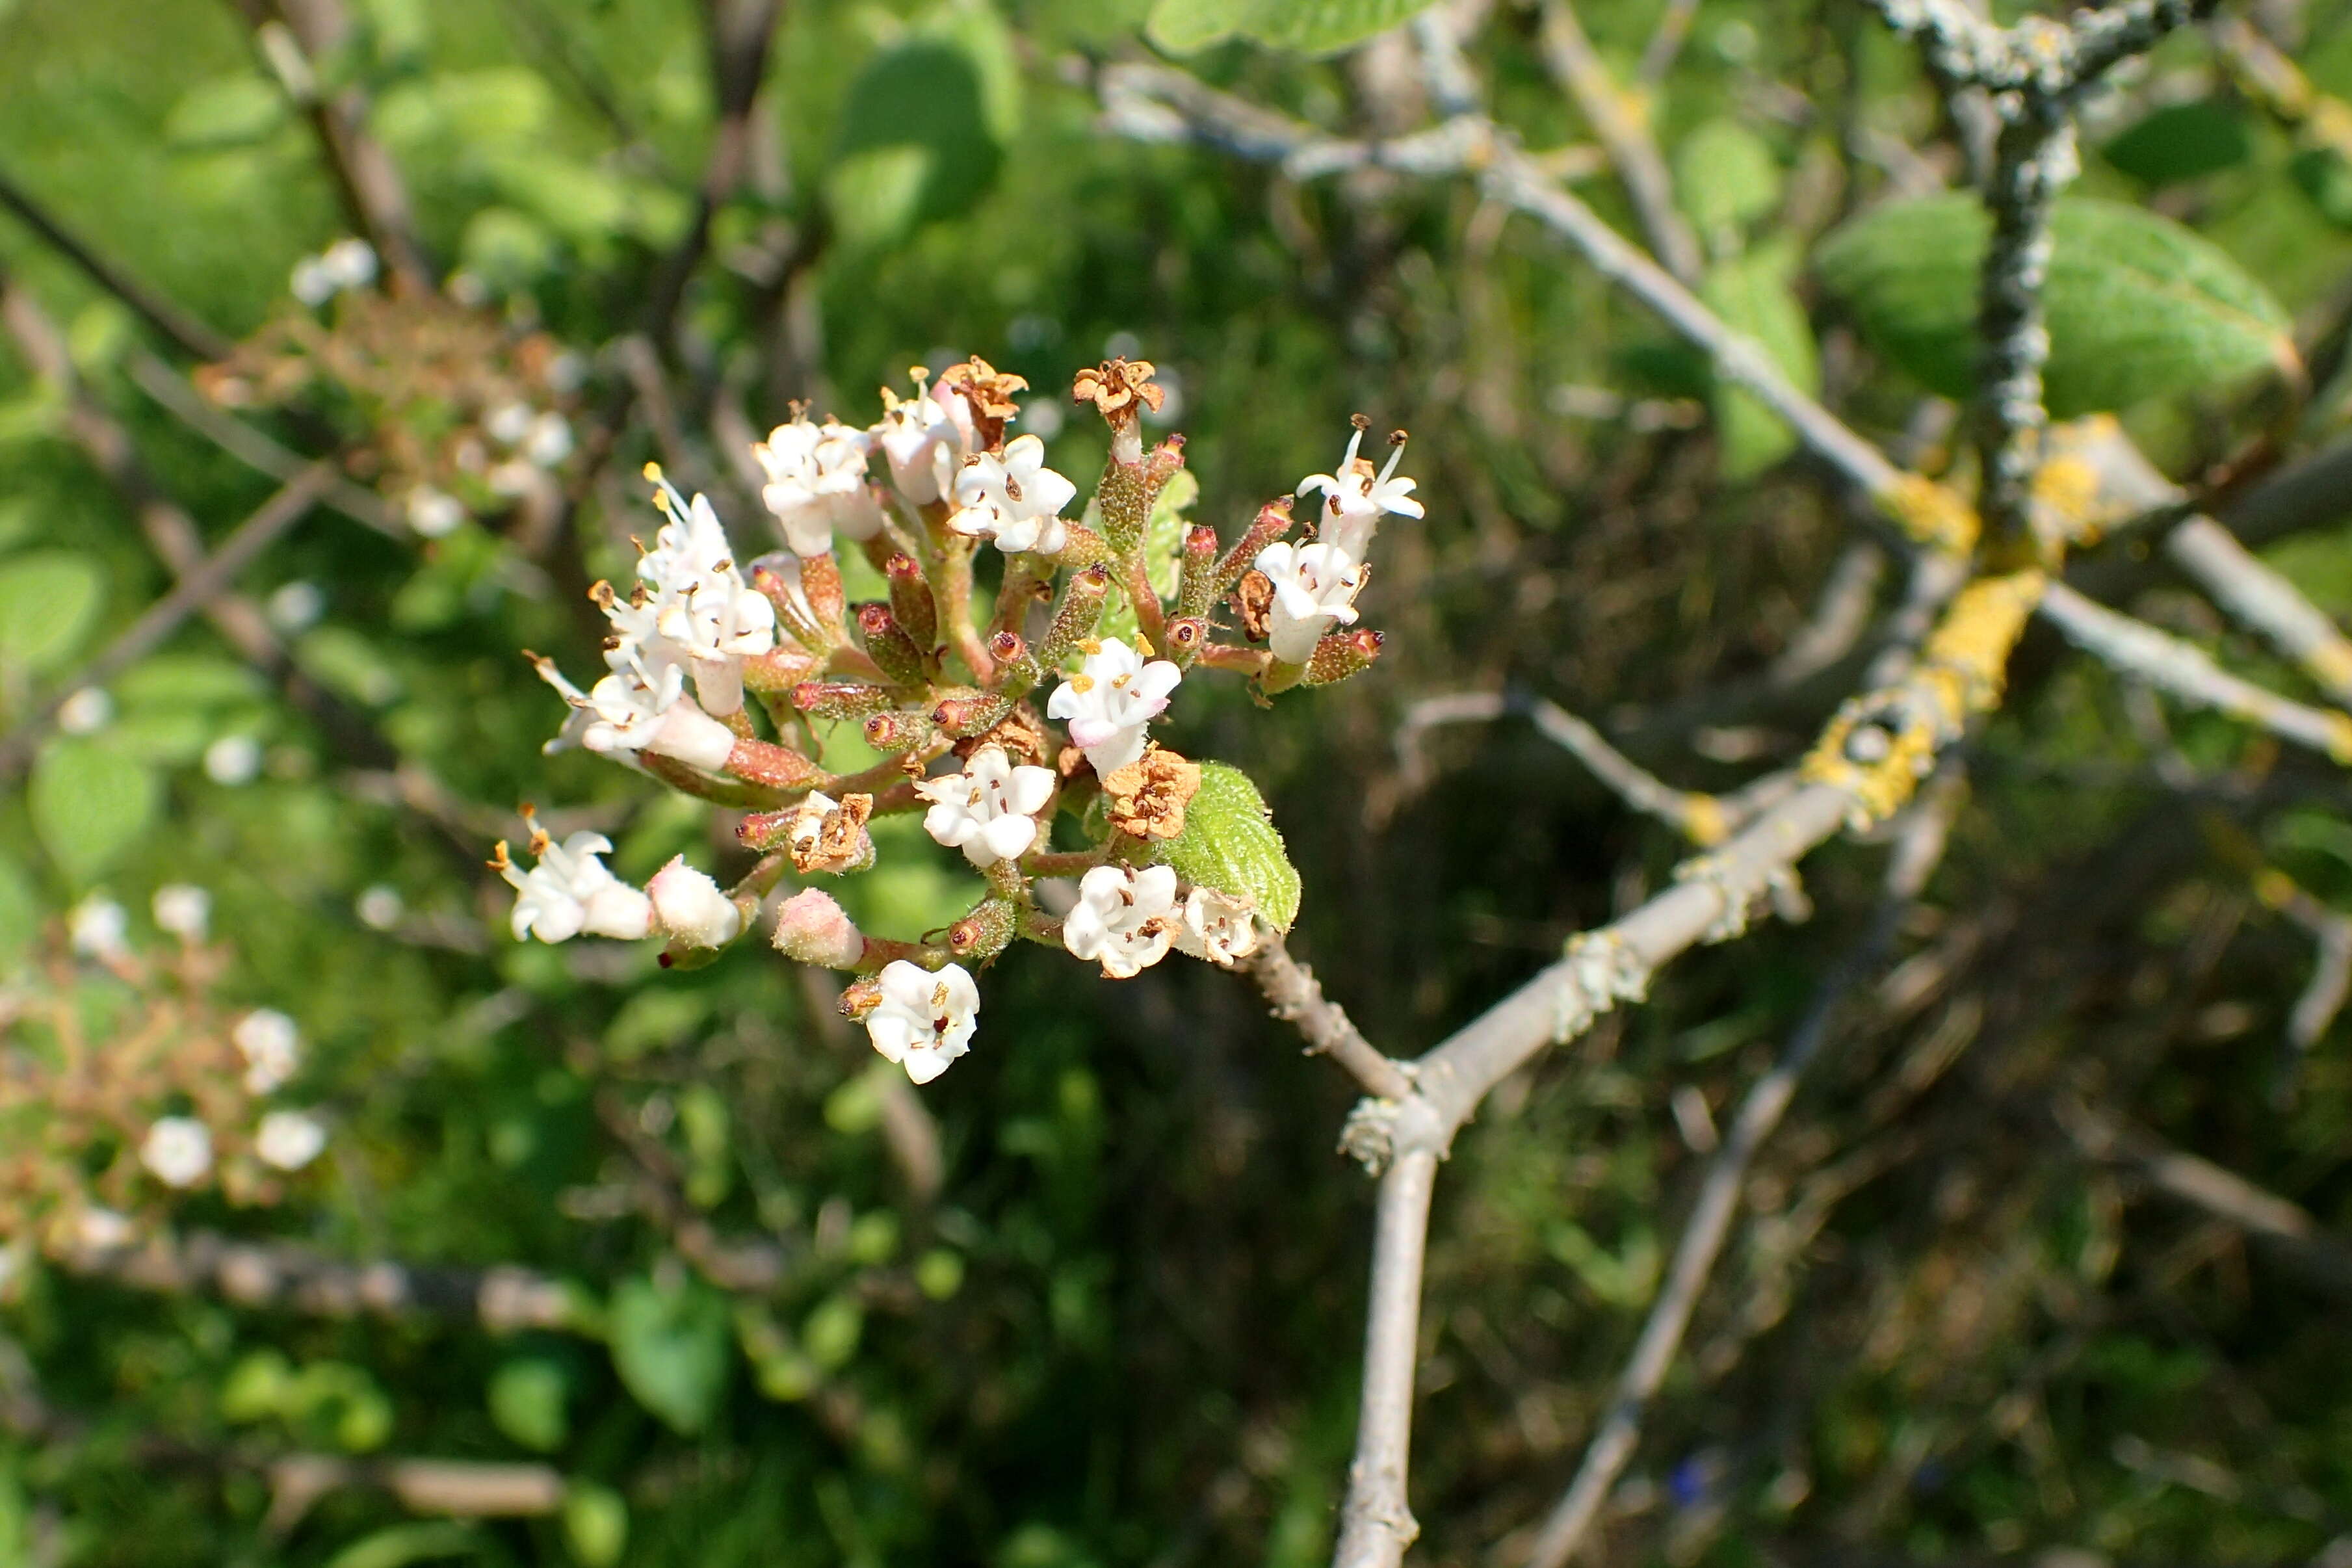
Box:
647;857;742;949
772;888;865;970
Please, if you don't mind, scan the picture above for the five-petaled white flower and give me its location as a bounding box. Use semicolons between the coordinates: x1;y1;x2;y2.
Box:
579;637;738;771
755;413;883;556
1173;887;1261;967
866;960;980;1084
869;372;974;506
1252;540;1366;664
647;857;743;950
947;435;1077;556
256;1110;328;1171
498;831;654;944
142;1117;213;1189
637;480;777;716
1296;423;1421;560
1047;638;1182;775
233;1008;302;1094
917;746;1057;868
1062;863;1180;978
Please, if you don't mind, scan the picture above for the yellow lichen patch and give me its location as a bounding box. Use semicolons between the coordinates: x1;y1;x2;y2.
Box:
1876;473;1980;556
1679;793;1731;848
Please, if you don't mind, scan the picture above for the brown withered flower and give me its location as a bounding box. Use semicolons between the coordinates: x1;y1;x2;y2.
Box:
1100;746;1203;841
936;356;1029;449
1232;569;1276;644
1072;358;1165;425
955;705;1054;768
787;791;876;875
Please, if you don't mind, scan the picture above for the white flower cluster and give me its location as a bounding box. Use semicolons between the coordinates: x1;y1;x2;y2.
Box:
289;237;378;307
132;1004;329;1196
1253;425;1421;667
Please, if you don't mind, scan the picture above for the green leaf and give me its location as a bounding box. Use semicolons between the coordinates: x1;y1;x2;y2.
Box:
322;1523;478;1568
0;552;104;675
31;739;161;887
1674;117;1782;246
827;37;1003;248
0;850;35;971
2290;146;2352;233
607;1275;731;1435
1149;762;1301;931
2101;101;2251;187
488;1359;569;1452
1148;0;1437;54
562;1484;629;1568
1699;244;1818;480
164;75;287;149
1814;195;2296;417
113;654;263;710
1143;465;1197;601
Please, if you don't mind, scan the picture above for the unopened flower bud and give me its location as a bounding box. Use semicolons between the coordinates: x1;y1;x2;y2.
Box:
648;857;743;950
884;553;941;658
792;680;894;722
864;708;936;753
800;551;847;626
837;973;884;1019
1162;616;1209;666
1302;627;1385;686
1216;499;1297;594
987;630;1043;699
948;898;1017;961
933;690;1012;739
774;888;867;970
646;703;741;774
1178;525;1220;618
725;737;817;789
742;645;820;696
1037;566;1112;668
857;602;928;687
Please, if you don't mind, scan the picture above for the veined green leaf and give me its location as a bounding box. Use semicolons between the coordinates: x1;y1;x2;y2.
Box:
1149;761;1301;931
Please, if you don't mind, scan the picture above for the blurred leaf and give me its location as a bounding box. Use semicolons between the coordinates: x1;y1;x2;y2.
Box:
1815;195;2296;416
1148;0;1438;53
164;75;286;149
1149;761;1301;931
0;850;34;969
104;708;215;764
297;625;402;706
31;738;160;886
2290;146;2352;232
1674;117;1782;246
1143;465;1196;600
458;206;560;289
0;551;104;675
1699;244;1817;479
113;654;263;709
322;1523;479;1568
376;67;553;149
562;1483;629;1568
219;1350;295;1423
802;1292;865;1371
2101;101;2251;186
608;1274;731;1435
922;1;1022;142
828;37;1002;248
916;1248;965;1300
67;301;133;373
488;1359;569;1452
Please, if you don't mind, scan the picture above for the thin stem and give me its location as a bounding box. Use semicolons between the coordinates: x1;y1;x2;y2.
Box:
1242;932;1417;1101
0;165;232;360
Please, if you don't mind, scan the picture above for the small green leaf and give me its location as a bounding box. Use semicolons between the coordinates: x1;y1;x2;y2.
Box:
1149;761;1301;931
562;1483;629;1568
607;1275;731;1435
2290;146;2352;233
31;739;161;887
1815;195;2295;417
322;1523;478;1568
1674;117;1782;246
827;37;1002;248
802;1292;865;1372
164;75;287;149
0;552;104;675
113;654;263;710
488;1359;569;1453
2101;101;2251;187
1145;0;1253;51
1699;244;1818;480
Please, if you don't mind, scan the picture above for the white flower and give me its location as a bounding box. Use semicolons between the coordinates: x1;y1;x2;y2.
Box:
233;1008;303;1094
56;686;112;735
865;960;980;1085
917;746;1057;868
947;435;1077;556
356;885;404;930
204;734;265;785
525;412;573;468
1173;887;1261;967
268;580;324;630
636;480;776;715
577;637;738;770
141;1117;213;1189
486;401;535;446
320;237;377;291
75;1206;137;1251
1062;863;1180;978
646;857;743;949
1296;425;1421;560
869;373;973;506
498;831;653;944
1253;540;1366;664
70;896;129;961
755;413;882;555
290;255;336;307
151;883;211;941
406;487;466;538
255;1110;328;1171
1046;638;1183;775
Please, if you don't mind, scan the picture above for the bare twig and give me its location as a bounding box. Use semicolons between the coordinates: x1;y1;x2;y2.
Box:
127;350;400;536
1518;770;1962;1568
1535;0;1703;281
1332;1144;1441;1568
1242;932;1417;1101
2035;581;2352;763
0;165;233;360
640;0;783;348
